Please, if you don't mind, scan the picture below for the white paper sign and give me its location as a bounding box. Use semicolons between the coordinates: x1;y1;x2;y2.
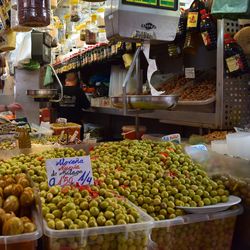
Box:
162;133;181;144
46;156;94;187
185;67;195;79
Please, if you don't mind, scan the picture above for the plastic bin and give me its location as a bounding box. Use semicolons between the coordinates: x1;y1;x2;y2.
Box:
43;201;153;250
151;206;243;250
0;211;42;250
51;123;81;139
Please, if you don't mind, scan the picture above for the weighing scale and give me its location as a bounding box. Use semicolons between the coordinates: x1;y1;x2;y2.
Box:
105;0;180;138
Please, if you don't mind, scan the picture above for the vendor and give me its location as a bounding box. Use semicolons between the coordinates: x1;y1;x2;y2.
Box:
55;71;90;128
0;103;22;113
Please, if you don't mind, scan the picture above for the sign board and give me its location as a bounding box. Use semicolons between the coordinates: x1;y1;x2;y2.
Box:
162;133;181;144
185;67;195;79
46;156;94;187
122;0;177;10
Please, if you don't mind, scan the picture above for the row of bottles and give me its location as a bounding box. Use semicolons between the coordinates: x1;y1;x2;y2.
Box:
168;0;249;78
54;42;134;74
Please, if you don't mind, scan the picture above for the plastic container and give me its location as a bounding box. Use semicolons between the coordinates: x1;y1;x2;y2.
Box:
151;206;243;250
211;140;228;155
122;125;146;140
17;0;51;27
0;211;42;250
43;201;153;250
51;123;81;139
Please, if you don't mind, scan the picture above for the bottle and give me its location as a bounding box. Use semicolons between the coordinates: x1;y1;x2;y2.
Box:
187;0;205;32
200;9;217;50
17;0;50;27
224;33;249;77
176;9;187;42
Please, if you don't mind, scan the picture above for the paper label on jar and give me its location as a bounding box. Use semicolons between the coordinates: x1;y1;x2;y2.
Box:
162;133;181;144
187;12;198;28
201;31;211;46
226;54;243;72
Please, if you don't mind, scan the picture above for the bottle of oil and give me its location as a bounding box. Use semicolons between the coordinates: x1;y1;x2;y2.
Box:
200;9;217;50
224;33;249;77
187;0;205;32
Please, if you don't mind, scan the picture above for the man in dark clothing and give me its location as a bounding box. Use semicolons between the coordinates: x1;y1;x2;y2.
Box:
56;72;90;135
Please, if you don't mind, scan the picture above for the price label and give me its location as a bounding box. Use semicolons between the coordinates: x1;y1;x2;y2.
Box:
185;144;208;163
185;67;195;79
46;156;94;187
162;133;181;144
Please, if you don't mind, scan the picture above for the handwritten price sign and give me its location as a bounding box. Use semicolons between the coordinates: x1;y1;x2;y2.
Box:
46;156;94;187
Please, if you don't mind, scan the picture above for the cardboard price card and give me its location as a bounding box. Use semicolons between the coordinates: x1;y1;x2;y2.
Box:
46;156;94;187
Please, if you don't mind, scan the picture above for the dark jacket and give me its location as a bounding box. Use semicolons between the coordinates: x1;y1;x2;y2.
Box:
56;86;90;124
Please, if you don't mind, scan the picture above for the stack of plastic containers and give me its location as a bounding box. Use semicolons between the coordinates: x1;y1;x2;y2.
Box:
151;206;242;250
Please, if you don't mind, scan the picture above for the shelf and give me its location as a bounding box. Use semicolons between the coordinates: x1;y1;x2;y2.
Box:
83;107;217;128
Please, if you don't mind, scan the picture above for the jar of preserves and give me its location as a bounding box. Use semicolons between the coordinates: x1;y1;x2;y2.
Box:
17;0;50;27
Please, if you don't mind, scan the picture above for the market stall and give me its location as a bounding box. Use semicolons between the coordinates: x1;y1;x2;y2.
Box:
0;0;250;249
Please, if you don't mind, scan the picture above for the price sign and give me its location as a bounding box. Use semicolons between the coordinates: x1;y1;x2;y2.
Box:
185;144;208;163
46;156;94;187
185;67;195;79
162;133;181;144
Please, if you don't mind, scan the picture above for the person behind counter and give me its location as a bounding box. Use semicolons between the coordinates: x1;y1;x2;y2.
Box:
55;72;90;133
0;103;22;113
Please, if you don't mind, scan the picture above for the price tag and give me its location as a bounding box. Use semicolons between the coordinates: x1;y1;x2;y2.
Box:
185;144;208;163
46;156;94;187
162;133;181;144
185;67;195;79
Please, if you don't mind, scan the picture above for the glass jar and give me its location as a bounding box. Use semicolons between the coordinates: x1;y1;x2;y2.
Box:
97;8;105;28
70;0;81;22
85;17;98;45
17;0;51;27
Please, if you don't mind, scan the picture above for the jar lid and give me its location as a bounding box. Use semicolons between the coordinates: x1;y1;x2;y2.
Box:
97;8;105;13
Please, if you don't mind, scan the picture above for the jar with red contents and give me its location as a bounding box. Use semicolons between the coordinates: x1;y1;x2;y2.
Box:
224;33;249;77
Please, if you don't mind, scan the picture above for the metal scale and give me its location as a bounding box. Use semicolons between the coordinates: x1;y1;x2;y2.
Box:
105;0;180;137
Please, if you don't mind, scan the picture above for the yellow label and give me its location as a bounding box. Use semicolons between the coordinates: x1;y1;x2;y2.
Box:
70;0;79;4
226;55;242;72
187;12;198;28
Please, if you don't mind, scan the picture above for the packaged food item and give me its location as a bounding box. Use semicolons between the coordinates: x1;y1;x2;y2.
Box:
0;30;16;52
80;23;86;41
51;0;57;9
98;28;107;43
187;0;206;32
70;0;80;22
97;7;105;28
11;4;32;32
224;33;249;77
200;9;217;50
85;16;98;45
17;0;51;27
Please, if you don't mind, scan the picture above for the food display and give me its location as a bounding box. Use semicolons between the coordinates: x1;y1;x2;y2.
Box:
90;140;230;220
42;185;152;250
0;140;16;150
51;123;81;139
157;75;189;95
152;206;241;250
0;148;86;187
189;131;228;144
0;174;36;236
212;174;250;207
179;79;216;101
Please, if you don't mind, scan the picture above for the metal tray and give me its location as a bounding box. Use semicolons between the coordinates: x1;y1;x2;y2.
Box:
178;96;216;105
26;89;57;99
111;95;178;110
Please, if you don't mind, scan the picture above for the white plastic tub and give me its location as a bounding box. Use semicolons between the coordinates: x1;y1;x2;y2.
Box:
43;201;153;250
151;206;243;250
0;211;42;250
